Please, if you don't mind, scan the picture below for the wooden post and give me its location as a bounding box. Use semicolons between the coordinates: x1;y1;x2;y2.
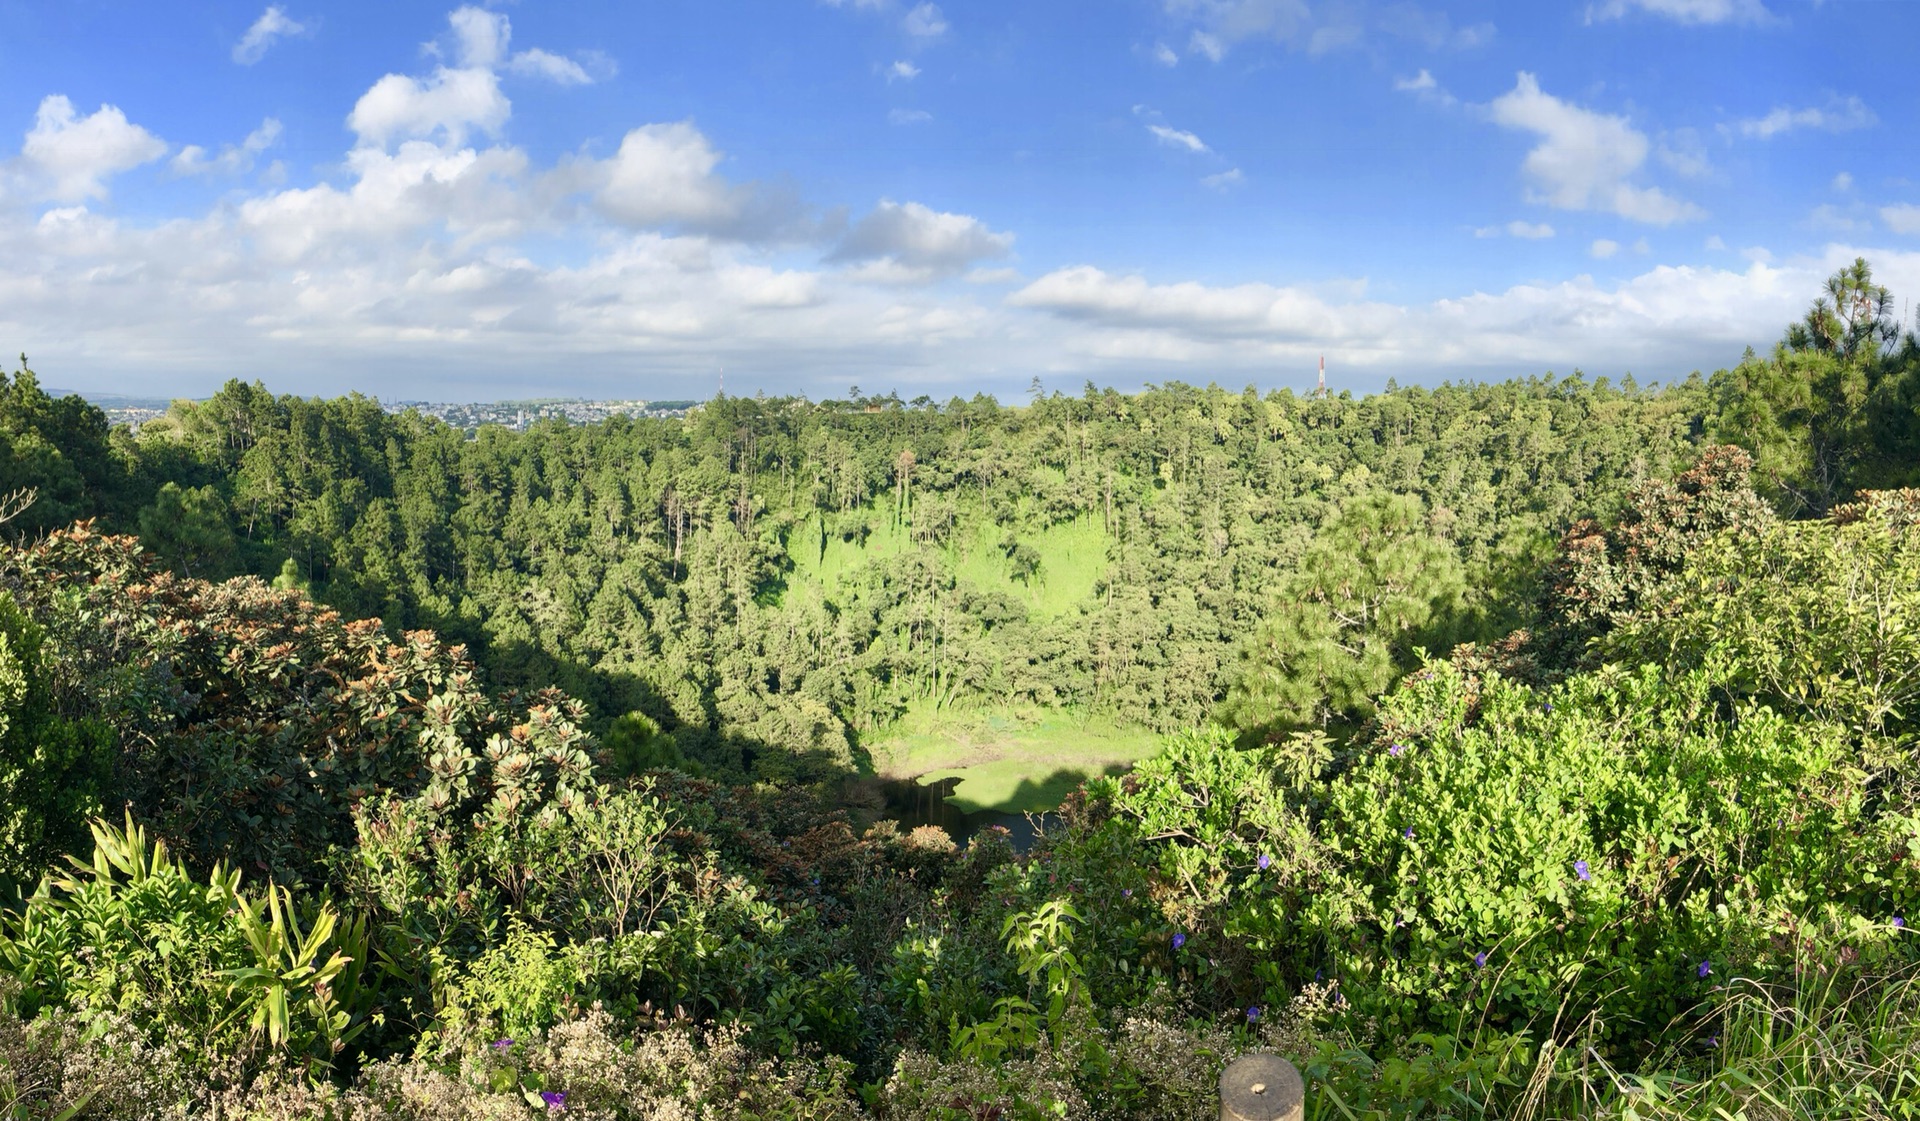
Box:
1219;1052;1304;1121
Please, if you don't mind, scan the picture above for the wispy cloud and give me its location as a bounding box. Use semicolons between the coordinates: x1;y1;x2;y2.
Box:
171;118;282;177
1147;124;1209;154
508;49;595;86
1394;68;1457;107
1474;220;1555;240
1884;205;1920;236
886;60;921;82
903;3;948;38
233;6;309;65
1166;0;1490;61
1586;0;1772;25
1203;168;1244;190
1733;96;1875;140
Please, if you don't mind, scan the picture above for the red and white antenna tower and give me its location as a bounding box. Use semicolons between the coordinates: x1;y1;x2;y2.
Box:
1317;354;1326;396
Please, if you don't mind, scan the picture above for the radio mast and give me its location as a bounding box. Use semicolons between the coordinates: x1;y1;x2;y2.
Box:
1316;354;1326;397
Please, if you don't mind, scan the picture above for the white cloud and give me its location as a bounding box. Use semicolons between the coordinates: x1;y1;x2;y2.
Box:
903;3;948;37
1488;72;1703;225
448;6;508;68
888;108;933;125
1007;249;1920;381
1884;205;1920;236
347;7;607;147
887;60;921;82
349;67;509;148
233;6;309;65
1153;42;1180;66
1734;96;1876;140
1633;237;1651;254
1592;239;1620;258
831;199;1013;281
509;49;594;86
1704;235;1727;251
1009;266;1400;340
18;96;168;202
1147;124;1209;154
233;141;533;263
1832;171;1853;192
589;123;750;232
1203;168;1244;190
172;118;282;177
1586;0;1771;24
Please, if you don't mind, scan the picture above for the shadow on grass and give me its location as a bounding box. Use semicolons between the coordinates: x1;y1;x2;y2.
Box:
870;762;1140;849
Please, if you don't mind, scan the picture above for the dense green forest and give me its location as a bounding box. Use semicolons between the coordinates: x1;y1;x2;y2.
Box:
0;322;1719;783
3;258;1920;1118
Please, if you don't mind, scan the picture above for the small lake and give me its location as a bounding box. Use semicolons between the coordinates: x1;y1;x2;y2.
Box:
877;775;1058;851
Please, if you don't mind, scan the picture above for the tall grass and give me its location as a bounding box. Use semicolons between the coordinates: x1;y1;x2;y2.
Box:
1301;962;1920;1119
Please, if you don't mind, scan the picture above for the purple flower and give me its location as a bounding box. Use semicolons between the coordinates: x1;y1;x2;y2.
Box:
1122;888;1132;897
1698;959;1712;978
1707;1035;1719;1048
1574;860;1590;882
491;1038;514;1051
1895;917;1906;929
1474;951;1488;968
1389;743;1406;757
1246;1005;1262;1022
1543;702;1554;714
1257;854;1271;871
1172;933;1187;950
541;1091;567;1110
1403;827;1415;840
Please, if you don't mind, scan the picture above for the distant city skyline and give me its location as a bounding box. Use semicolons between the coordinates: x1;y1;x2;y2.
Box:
2;0;1916;401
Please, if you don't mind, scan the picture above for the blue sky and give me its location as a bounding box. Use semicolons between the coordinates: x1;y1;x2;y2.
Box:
1;0;1916;401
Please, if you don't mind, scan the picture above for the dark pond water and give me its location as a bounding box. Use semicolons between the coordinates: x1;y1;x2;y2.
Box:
877;775;1058;851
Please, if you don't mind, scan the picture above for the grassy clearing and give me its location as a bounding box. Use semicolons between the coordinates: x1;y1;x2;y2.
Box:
868;702;1162;813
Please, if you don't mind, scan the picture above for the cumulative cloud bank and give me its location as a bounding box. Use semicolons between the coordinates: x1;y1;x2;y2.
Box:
0;5;1916;399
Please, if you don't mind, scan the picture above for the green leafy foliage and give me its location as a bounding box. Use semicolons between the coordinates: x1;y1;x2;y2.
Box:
0;591;111;893
0;815;369;1074
1225;492;1465;735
